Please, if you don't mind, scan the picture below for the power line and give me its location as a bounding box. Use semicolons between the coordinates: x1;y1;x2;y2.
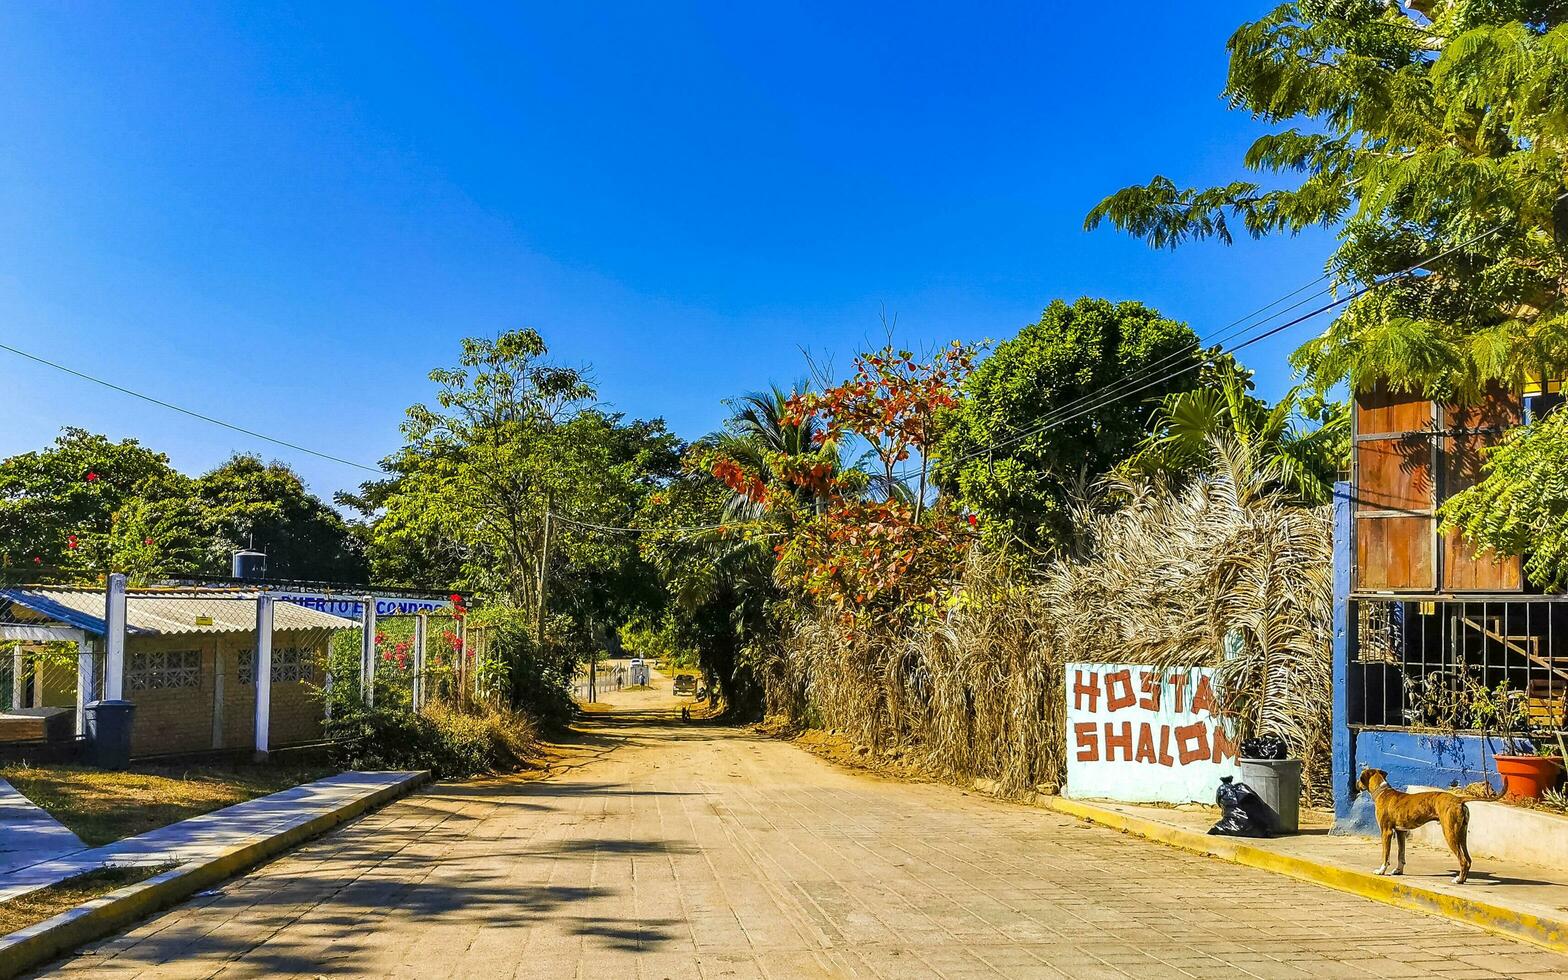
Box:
549;511;784;538
910;200;1560;477
974;271;1336;449
0;339;385;474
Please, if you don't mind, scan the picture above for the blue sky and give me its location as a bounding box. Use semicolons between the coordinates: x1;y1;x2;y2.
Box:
0;2;1335;500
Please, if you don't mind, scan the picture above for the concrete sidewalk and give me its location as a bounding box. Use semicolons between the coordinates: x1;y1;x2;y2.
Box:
1042;795;1568;954
0;771;422;903
0;778;84;877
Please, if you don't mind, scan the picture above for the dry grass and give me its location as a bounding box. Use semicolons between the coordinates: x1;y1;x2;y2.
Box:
0;763;330;846
0;863;175;937
771;438;1336;803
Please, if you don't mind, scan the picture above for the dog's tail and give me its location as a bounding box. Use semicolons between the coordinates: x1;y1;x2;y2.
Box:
1458;799;1471;864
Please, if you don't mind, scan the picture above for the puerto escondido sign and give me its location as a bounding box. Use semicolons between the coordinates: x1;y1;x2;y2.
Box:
271;592;453;620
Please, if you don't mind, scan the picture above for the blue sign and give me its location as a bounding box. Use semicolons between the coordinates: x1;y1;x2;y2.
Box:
272;592;453;620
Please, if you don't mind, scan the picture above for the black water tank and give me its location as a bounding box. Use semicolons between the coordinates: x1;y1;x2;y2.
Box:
232;550;267;580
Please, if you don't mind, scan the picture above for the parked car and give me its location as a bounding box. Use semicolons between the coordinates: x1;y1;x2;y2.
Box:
673;674;697;696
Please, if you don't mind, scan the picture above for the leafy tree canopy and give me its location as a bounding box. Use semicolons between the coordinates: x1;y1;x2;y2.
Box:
1087;0;1568;401
0;428;364;583
931;298;1203;551
0;427;187;576
183;454;367;582
355;329;681;653
1441;406;1568;588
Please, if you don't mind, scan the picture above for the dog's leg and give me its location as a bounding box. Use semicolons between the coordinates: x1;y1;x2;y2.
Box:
1376;827;1393;875
1447;806;1471;885
1393;830;1406;876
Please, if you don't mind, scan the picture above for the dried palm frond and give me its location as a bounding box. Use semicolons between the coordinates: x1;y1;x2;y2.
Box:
774;435;1335;803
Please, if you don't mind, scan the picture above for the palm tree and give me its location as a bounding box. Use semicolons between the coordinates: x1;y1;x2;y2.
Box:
1123;367;1348;506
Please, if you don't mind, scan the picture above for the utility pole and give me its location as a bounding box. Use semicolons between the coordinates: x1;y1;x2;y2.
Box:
535;491;553;650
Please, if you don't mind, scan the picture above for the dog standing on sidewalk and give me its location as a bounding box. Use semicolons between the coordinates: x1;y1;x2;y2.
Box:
1359;767;1471;884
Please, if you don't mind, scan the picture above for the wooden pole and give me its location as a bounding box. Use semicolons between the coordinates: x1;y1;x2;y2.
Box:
535;492;554;649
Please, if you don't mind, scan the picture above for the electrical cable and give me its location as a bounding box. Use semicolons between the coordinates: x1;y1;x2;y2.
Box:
0;339;384;474
904;200;1559;478
549;511;784;538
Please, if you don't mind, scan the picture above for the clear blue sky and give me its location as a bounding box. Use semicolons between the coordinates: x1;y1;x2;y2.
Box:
0;2;1335;501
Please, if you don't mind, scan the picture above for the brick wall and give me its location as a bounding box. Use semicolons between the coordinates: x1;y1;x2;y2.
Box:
125;634;218;757
124;630;330;757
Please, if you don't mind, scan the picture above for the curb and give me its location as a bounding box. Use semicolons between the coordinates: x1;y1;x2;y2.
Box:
0;771;429;979
1040;795;1568;955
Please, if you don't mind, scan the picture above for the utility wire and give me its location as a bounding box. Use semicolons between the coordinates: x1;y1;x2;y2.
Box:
0;339;385;474
550;511;784;538
908;200;1558;478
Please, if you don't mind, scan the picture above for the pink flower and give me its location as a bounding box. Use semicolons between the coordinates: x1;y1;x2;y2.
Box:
66;535;79;550
85;472;99;482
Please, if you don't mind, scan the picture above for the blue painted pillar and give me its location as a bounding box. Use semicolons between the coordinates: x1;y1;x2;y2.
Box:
1331;480;1355;823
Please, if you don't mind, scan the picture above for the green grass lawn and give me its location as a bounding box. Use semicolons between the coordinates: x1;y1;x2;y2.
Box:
1;763;332;846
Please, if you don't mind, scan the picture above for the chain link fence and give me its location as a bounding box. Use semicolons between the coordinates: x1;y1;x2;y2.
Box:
1;576;464;760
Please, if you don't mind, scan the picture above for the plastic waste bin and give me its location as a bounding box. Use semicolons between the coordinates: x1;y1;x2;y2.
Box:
85;699;136;770
1240;757;1301;833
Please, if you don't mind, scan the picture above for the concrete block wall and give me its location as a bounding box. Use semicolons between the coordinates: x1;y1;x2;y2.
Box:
126;632;328;757
126;635;219;757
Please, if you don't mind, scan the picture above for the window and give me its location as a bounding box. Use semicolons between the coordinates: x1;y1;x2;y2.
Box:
239;647;315;685
126;650;201;691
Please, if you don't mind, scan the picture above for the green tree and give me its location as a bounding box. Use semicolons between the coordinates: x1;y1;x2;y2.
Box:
1441;407;1568;589
638;451;779;716
184;454;367;582
356;329;680;659
0;428;193;578
1087;0;1568;401
931;298;1203;551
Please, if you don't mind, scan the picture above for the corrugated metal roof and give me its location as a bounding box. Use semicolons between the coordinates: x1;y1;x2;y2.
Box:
0;588;355;637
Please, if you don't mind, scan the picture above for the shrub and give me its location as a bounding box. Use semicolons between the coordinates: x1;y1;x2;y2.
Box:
326;701;538;779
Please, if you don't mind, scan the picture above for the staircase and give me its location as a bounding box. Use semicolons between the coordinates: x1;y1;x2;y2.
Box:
1460;615;1568;728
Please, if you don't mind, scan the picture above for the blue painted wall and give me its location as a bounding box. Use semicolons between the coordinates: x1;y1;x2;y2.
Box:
1354;729;1501;794
1331;482;1355;822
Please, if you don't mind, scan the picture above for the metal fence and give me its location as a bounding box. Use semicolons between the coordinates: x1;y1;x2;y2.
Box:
0;575;466;759
1350;595;1568;735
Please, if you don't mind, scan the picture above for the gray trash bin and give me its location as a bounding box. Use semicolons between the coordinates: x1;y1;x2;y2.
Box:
1240;757;1301;833
85;699;136;770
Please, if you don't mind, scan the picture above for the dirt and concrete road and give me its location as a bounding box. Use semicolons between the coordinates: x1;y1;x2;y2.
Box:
44;675;1568;978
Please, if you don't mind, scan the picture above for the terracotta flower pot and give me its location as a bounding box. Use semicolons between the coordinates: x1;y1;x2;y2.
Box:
1493;754;1563;800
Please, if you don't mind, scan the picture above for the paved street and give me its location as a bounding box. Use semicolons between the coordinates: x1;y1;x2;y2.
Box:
44;679;1568;979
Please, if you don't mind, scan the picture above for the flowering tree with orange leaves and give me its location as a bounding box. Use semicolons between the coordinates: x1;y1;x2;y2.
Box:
787;341;980;518
705;342;983;623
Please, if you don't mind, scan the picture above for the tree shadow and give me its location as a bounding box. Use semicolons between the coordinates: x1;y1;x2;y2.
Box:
39;870;682;977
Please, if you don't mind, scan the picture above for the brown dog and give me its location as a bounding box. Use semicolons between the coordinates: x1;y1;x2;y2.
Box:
1359;768;1471;884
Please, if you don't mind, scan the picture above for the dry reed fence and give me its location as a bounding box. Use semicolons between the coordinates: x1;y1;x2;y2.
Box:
769;440;1336;803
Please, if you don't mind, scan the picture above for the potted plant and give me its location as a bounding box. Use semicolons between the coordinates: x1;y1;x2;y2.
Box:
1475;681;1562;800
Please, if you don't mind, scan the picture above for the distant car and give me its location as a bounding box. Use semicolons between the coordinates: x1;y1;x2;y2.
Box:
673;674;697;696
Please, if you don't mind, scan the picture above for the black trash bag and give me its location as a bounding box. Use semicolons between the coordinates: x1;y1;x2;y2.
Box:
1208;776;1273;837
1240;734;1288;760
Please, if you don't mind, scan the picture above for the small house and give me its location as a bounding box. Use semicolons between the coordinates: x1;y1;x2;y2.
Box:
0;587;354;757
